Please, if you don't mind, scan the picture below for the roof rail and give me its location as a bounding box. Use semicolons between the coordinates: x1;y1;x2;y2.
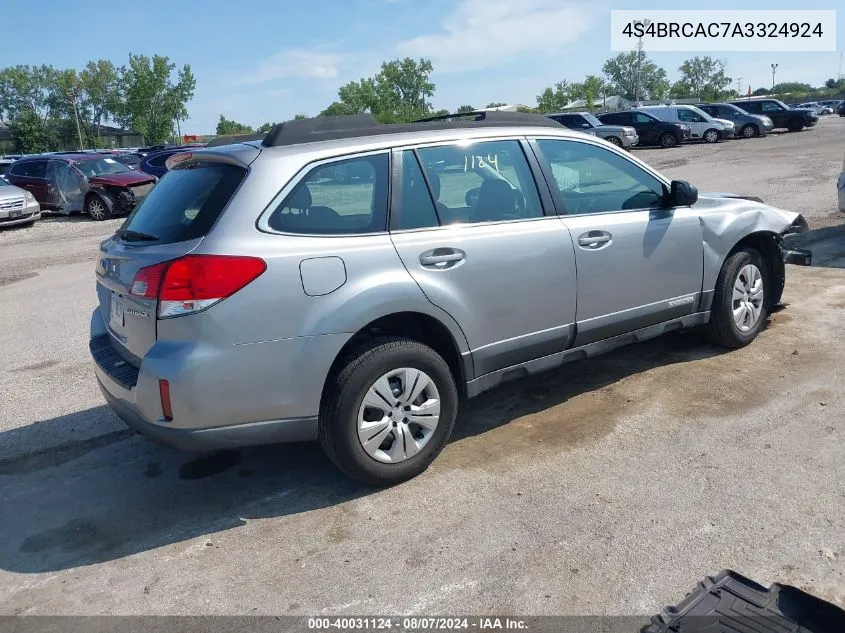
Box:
260;112;562;148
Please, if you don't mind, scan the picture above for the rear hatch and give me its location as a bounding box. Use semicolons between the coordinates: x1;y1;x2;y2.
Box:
96;150;254;365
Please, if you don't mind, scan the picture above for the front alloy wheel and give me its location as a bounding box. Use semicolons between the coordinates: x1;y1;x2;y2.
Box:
732;264;765;332
357;368;440;464
705;247;768;348
703;129;720;143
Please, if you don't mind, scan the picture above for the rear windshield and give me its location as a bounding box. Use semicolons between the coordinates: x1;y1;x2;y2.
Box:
120;162;245;244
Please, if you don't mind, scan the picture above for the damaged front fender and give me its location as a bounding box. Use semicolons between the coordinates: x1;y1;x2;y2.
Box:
696;193;812;295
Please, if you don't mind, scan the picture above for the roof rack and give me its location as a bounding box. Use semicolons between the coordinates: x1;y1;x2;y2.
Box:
261;111;562;148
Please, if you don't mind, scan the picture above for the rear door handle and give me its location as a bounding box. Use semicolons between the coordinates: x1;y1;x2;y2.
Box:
577;231;612;249
419;248;465;268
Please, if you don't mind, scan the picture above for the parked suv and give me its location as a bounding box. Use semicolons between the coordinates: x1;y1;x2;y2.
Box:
637;105;731;143
90;112;808;485
546;111;639;148
729;98;819;131
597;110;690;148
696;103;774;138
6;154;156;220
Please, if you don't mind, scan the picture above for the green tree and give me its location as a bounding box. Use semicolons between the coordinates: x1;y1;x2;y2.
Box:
485;101;507;108
603;51;669;101
78;60;120;141
293;113;308;120
216;115;253;135
256;121;276;132
669;80;692;99
115;54;195;144
515;105;536;113
752;87;770;96
0;65;61;152
571;75;607;110
771;81;813;94
678;56;732;100
9;109;55;153
536;81;573;112
456;104;476;113
319;101;359;117
335;57;435;123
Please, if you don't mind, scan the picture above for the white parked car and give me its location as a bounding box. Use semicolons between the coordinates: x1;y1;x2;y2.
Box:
638;105;731;143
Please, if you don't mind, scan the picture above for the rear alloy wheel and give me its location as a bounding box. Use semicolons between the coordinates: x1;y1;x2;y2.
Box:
86;194;112;221
705;247;768;348
318;336;458;486
703;129;720;143
659;132;678;148
740;124;759;138
607;136;623;147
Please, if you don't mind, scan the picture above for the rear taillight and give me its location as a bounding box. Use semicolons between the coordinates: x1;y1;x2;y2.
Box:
130;255;266;318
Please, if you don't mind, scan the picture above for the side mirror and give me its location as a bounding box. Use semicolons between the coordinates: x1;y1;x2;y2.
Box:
666;180;698;207
581;123;592;129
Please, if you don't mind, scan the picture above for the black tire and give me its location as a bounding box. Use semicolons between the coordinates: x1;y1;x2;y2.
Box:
740;124;759;138
787;118;804;132
705;247;768;349
86;193;113;221
703;128;720;143
659;132;679;148
318;336;458;486
607;136;623;147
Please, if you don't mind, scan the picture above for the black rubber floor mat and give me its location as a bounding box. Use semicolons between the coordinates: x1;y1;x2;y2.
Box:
642;569;845;632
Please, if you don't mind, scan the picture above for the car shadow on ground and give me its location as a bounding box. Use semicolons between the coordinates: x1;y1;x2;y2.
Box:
0;329;732;574
784;224;845;269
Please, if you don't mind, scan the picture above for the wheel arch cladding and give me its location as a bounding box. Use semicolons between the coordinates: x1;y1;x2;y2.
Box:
321;311;470;410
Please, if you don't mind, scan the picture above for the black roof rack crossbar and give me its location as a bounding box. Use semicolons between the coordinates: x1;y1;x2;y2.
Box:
260;112;562;148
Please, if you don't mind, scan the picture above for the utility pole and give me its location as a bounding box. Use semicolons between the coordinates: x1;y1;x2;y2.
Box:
633;19;652;105
770;63;778;91
67;89;84;150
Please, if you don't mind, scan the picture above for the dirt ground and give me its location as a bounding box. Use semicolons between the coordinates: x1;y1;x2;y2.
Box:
0;116;843;617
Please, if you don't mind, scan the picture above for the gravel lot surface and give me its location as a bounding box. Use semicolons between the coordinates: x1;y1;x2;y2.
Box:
0;116;843;616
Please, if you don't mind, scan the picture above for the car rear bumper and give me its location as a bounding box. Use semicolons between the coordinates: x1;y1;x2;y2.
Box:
89;307;343;450
96;372;317;451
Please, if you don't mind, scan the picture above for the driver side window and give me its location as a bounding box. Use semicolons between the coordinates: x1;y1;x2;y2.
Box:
536;139;666;215
414;140;543;225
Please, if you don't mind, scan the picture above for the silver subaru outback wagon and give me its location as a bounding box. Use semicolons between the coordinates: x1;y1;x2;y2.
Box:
90;112;809;485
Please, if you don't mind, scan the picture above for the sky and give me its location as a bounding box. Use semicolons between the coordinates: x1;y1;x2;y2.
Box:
2;0;843;134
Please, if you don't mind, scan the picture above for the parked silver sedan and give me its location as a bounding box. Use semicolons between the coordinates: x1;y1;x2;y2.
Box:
0;179;41;227
547;111;639;148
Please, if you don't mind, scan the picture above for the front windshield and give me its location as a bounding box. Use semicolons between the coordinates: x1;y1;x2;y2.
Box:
583;113;603;127
73;157;131;178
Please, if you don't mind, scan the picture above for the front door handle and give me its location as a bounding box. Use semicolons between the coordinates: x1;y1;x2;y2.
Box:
419;248;465;268
577;231;612;249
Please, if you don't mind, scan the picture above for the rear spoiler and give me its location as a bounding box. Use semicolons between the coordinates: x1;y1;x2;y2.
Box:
206;133;265;148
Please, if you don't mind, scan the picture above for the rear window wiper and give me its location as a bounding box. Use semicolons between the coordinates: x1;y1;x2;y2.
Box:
115;228;159;242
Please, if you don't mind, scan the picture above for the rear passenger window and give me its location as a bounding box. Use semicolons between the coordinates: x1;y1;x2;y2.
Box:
394;151;439;230
415;141;543;225
11;160;47;178
268;154;389;234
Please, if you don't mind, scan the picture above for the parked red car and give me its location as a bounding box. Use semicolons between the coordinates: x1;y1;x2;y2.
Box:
5;154;156;220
